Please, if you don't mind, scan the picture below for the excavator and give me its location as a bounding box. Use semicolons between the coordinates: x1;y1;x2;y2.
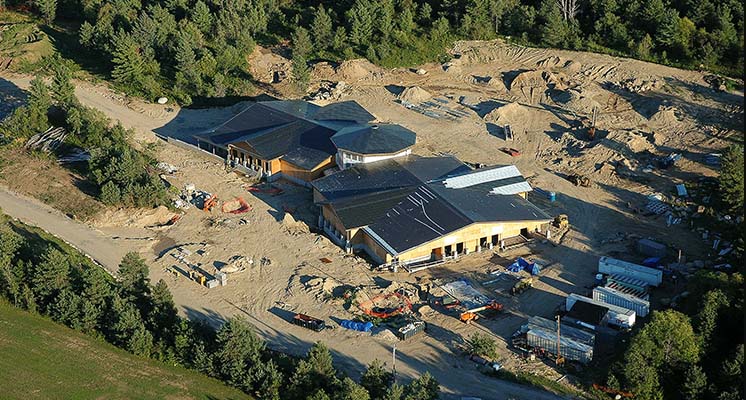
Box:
202;194;218;212
459;300;504;324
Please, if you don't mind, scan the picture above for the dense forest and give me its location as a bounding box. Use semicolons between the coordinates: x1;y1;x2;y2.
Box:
0;216;441;400
2;0;743;103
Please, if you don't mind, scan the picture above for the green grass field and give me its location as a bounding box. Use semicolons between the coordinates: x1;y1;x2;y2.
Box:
0;302;250;400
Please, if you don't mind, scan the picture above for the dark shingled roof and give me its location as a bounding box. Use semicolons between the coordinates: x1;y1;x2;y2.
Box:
194;103;296;146
328;187;415;229
311;100;376;123
365;186;472;253
332;124;416;155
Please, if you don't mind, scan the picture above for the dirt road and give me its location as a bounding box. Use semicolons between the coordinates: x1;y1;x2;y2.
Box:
0;187;128;274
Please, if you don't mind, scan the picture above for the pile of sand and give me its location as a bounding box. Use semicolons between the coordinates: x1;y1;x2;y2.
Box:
372;328;399;342
398;86;432;103
624;132;655;153
484;102;532;125
553;89;601;114
93;205;176;228
247;46;291;84
336;59;380;81
649;106;680;125
508;70;569;103
282;212;310;235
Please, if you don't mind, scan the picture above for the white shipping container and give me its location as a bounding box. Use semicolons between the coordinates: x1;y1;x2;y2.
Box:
593;286;650;317
566;294;636;329
598;256;662;287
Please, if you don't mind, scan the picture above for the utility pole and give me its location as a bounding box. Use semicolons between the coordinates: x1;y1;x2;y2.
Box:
392;344;397;385
556;314;563;366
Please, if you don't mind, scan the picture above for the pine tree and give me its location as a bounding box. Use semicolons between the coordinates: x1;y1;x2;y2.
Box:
110;30;146;94
35;0;57;24
682;364;707;400
27;77;51;133
718;145;744;212
31;249;72;307
332;26;348;52
50;62;77;110
361;360;393;399
214;317;267;391
377;0;395;40
191;0;213;34
348;0;375;46
149;279;178;343
312;5;333;51
117;252;151;315
403;371;439;400
418;3;432;25
291;27;312;92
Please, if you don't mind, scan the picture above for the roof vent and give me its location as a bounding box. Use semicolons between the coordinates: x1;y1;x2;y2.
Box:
371;125;379;129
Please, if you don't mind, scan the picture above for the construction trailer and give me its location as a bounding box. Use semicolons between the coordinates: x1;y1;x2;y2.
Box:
566;294;636;329
598;256;663;287
525;316;596;346
525;327;594;364
593;286;650;317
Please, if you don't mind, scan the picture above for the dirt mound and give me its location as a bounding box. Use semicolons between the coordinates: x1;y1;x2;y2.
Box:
509;70;569;103
282;212;310;235
617;77;663;93
247;47;291;84
536;56;582;74
649;106;680;125
372;328;398;342
311;62;337;80
398;86;432;103
553;89;601;114
336;59;380;81
486;76;508;91
93;206;177;228
484;102;532;125
624;132;656;153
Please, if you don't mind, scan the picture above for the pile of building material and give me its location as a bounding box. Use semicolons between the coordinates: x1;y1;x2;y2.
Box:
25;127;67;152
175;183;216;211
309;81;348;101
615;77;663;93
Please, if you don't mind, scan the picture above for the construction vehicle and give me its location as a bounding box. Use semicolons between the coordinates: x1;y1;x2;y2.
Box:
459;300;504;324
292;313;326;332
568;174;591;187
202;194;218;212
587;106;598;140
553;214;569;229
511;277;533;296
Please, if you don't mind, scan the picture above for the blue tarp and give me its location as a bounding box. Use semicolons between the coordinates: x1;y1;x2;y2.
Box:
507;257;541;275
340;320;373;332
642;257;662;267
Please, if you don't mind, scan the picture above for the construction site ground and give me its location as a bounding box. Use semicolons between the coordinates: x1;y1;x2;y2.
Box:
1;39;743;399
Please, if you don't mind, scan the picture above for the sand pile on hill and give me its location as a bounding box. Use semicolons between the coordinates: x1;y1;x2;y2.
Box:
509;70;569;103
336;59;380;80
536;56;582;74
398;86;432;103
372;328;398;342
247;47;291;84
649;106;680;125
624;132;655;153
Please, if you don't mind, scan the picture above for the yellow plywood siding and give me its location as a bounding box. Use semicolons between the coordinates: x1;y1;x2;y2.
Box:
280;156;335;182
367;220;550;264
